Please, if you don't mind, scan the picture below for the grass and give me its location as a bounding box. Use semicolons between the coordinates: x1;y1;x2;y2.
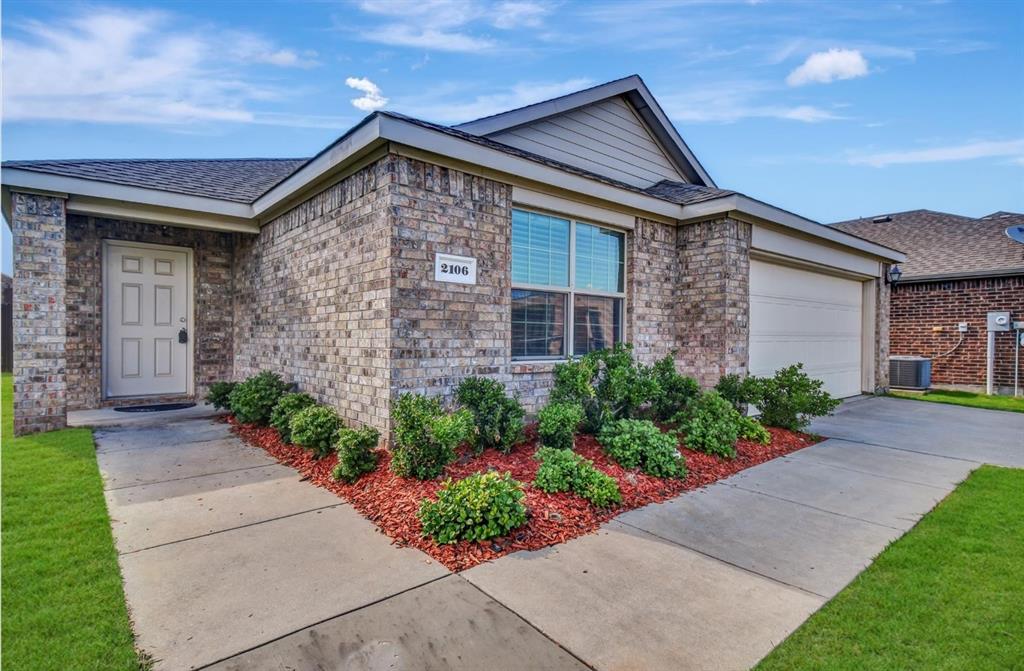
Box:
1;373;145;670
889;388;1024;413
757;465;1024;671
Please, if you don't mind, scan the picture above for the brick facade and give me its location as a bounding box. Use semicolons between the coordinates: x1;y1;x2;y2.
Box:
64;215;235;410
891;275;1023;390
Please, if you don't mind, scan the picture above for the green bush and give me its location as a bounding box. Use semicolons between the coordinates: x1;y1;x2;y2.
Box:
738;415;771;445
290;405;342;458
206;381;237;411
533;447;621;508
537;402;584;451
597;418;685;478
333;426;380;483
270;392;316;443
650;354;700;421
418;472;527;544
550;344;658;432
229;372;289;425
744;363;841;431
678;391;741;458
714;373;748;413
391;394;473;480
455;377;525;454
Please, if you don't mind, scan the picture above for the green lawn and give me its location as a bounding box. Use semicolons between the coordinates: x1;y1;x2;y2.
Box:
1;374;146;670
758;465;1024;671
890;389;1024;413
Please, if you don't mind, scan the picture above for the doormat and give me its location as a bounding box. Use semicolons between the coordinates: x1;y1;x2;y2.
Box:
114;402;196;413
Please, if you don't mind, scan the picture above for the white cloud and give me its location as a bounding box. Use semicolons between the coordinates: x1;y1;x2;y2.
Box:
345;77;389;111
401;78;592;123
2;7;318;125
493;1;549;29
786;48;869;86
659;81;845;124
847;139;1024;167
357;0;495;52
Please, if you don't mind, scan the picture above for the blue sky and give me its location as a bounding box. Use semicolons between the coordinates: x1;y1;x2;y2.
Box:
2;0;1023;273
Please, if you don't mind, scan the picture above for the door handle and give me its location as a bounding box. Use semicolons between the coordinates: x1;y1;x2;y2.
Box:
178;328;188;344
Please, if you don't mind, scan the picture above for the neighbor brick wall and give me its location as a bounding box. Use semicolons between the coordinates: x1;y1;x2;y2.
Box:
891;275;1024;389
11;193;67;434
64;215;235;410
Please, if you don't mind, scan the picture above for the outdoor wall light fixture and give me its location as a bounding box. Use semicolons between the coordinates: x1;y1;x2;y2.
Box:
886;265;903;286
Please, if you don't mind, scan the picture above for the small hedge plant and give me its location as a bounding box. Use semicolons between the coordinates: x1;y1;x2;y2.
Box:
714;373;747;413
455;376;525;454
650;354;700;421
738;415;771;445
533;447;621;508
290;405;342;458
550;344;658;433
270;392;316;443
418;471;527;544
743;363;841;431
391;393;472;480
598;418;685;479
229;371;288;425
676;391;742;459
206;381;237;411
537;402;584;451
333;426;380;483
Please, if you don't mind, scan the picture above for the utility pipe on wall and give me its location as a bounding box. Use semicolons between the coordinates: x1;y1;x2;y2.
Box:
986;331;996;395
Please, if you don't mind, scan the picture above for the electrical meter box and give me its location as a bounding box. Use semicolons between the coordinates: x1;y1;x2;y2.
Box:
987;311;1011;332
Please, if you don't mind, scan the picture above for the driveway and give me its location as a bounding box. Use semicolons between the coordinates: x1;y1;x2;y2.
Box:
96;397;1023;670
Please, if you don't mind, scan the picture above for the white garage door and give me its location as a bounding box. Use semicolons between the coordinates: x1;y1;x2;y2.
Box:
749;259;864;398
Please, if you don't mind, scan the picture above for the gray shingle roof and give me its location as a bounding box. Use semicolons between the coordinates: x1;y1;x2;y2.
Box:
643;180;735;205
2;158;308;203
831;209;1024;280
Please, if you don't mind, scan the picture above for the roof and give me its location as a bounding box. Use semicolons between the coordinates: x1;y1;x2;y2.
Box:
643;180;735;205
1;158;308;204
831;209;1024;280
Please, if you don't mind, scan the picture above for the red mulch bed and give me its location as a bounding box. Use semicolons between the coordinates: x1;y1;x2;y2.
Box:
228;417;820;571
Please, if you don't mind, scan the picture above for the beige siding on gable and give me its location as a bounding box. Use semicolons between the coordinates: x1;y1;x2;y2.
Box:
488;96;686;188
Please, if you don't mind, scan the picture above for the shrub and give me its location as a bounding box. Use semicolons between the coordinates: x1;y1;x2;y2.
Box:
455;377;525;454
650;354;699;421
743;363;841;431
391;394;473;480
714;373;748;413
738;415;771;445
290;405;342;458
333;426;380;483
270;392;316;443
678;391;741;459
229;372;288;425
418;472;527;544
537;402;584;451
206;381;237;411
597;418;685;478
533;447;621;508
550;344;658;432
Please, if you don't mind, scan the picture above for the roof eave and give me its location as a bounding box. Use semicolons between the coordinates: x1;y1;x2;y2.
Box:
900;267;1024;283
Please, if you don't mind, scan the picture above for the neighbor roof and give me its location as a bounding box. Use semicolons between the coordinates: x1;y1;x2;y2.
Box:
1;158;308;204
832;209;1024;280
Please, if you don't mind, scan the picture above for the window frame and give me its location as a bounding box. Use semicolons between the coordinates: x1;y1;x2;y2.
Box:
511;208;627;362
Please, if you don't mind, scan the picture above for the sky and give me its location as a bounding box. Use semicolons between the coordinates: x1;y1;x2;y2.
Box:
2;0;1023;274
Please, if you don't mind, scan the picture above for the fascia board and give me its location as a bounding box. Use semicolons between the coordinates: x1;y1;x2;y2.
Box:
67;196;259;234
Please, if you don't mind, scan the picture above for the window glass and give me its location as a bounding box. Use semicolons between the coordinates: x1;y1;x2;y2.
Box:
511;210;570;287
573;294;622;356
574;223;624;293
511;289;566;359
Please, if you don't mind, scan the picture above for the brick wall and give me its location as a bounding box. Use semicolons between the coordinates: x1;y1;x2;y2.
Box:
64;215;235;410
627;217;680;363
891;275;1024;389
233;158;394;430
11;193;67;434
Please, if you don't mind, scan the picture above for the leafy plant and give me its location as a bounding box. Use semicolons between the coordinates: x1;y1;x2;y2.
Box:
229;371;289;425
455;376;525;454
206;381;237;411
738;415;771;445
533;447;621;508
290;405;342;458
714;373;748;413
677;391;741;458
418;472;527;544
333;425;380;483
650;354;699;421
390;393;473;480
270;392;316;443
550;344;658;432
744;363;841;431
597;418;685;478
537;402;584;451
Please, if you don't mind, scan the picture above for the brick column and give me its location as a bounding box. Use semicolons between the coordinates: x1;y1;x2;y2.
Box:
874;266;891;391
11;192;68;434
675;217;751;388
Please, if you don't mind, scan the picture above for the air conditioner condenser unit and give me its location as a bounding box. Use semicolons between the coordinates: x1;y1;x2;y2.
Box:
889;356;932;390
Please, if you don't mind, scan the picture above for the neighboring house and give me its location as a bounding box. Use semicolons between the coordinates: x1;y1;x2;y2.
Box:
833;210;1024;394
2;75;903;435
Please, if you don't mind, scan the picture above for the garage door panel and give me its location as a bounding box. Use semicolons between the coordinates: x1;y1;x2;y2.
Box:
749;260;864;399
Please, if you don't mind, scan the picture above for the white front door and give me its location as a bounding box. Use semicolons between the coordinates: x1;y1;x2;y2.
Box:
104;242;192;398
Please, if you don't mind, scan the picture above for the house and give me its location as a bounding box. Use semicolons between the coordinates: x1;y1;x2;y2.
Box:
833;210;1024;394
3;75;903;435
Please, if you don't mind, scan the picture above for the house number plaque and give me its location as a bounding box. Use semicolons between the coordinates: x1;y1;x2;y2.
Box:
434;253;477;285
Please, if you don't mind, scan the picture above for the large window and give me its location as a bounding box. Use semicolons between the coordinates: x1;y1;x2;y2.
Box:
511;209;625;360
